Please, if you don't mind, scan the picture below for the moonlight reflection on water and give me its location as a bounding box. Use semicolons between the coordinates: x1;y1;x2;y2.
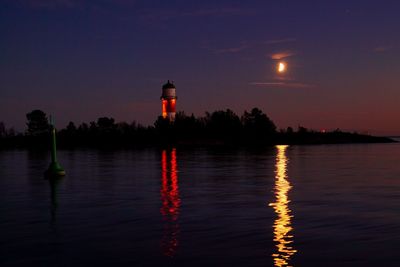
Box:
269;145;296;266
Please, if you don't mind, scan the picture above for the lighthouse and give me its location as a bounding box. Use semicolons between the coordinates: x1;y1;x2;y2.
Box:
161;80;177;121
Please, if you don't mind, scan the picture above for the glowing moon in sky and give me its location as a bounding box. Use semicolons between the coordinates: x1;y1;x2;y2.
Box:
278;62;286;73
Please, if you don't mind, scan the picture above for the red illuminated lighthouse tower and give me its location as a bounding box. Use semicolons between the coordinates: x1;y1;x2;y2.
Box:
161;80;177;121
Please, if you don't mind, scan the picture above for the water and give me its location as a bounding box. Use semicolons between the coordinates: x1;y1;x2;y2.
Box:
1;144;399;266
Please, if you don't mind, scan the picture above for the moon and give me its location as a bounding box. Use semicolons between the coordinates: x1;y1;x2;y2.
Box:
277;62;286;73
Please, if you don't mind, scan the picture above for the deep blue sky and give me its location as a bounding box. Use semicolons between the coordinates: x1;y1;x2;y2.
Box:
1;0;399;134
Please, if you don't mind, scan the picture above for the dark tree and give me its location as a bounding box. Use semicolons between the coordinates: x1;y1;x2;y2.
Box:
174;112;200;138
65;121;78;138
77;122;89;142
298;126;308;134
154;116;172;132
206;109;241;139
89;121;97;134
66;121;77;132
154;116;174;143
97;117;116;132
7;128;15;137
241;108;276;140
26;110;50;136
78;122;89;133
0;122;5;138
1;106;390;150
116;122;130;135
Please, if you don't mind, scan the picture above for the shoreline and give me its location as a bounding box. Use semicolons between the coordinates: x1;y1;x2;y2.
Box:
0;135;396;151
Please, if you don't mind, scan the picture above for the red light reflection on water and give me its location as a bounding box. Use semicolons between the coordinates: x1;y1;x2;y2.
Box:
160;148;180;257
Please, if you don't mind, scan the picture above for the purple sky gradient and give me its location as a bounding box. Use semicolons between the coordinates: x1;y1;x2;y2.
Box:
1;0;399;135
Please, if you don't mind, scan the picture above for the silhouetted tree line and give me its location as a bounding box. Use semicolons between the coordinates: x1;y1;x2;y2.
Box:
155;108;277;145
0;108;394;149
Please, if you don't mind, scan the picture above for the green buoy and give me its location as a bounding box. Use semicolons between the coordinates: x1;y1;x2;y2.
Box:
45;116;65;178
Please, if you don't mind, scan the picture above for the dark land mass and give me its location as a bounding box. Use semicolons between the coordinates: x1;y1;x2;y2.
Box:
0;108;395;150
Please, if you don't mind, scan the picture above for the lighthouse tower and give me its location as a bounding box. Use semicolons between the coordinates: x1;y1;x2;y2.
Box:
161;80;177;121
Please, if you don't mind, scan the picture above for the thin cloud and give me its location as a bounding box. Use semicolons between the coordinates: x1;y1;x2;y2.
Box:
215;45;248;54
139;7;255;23
181;7;255;17
201;40;250;54
7;0;139;9
210;43;249;54
249;81;314;88
264;38;297;45
374;45;392;52
9;0;79;9
204;38;297;55
270;51;296;60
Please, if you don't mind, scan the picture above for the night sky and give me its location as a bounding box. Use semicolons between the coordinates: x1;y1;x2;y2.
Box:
1;0;399;135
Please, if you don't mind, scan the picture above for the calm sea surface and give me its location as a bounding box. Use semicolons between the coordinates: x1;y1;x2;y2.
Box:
1;143;399;266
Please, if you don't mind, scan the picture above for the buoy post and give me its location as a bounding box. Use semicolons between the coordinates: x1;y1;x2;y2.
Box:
45;116;65;177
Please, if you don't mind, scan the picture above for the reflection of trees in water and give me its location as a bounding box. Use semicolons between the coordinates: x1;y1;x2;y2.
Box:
160;148;180;257
49;178;62;226
269;145;296;266
27;150;49;174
